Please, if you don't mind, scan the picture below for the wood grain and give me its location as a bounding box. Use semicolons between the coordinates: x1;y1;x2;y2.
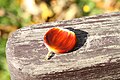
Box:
6;12;120;80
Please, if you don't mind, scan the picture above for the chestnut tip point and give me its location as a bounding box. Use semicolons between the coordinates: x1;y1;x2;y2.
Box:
45;51;55;60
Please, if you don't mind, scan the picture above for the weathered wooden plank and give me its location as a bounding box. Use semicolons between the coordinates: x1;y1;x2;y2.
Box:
6;12;120;80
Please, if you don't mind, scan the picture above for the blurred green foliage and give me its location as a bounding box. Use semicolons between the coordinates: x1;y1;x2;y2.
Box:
0;0;21;27
0;0;31;28
0;0;21;80
0;0;120;80
0;38;10;80
76;0;103;16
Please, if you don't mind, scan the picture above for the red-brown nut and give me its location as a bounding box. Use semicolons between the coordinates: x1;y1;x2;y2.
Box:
44;27;76;60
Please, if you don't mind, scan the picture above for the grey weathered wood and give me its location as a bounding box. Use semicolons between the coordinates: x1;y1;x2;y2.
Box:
6;12;120;80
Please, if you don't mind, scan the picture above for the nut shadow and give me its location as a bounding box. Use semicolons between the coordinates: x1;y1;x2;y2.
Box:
66;27;88;52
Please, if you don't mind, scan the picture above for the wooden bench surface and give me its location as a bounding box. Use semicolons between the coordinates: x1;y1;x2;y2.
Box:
6;12;120;80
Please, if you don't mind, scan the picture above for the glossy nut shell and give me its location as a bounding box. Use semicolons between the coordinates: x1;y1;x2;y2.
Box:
44;27;76;54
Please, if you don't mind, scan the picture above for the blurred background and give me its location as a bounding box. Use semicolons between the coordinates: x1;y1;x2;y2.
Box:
0;0;120;80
